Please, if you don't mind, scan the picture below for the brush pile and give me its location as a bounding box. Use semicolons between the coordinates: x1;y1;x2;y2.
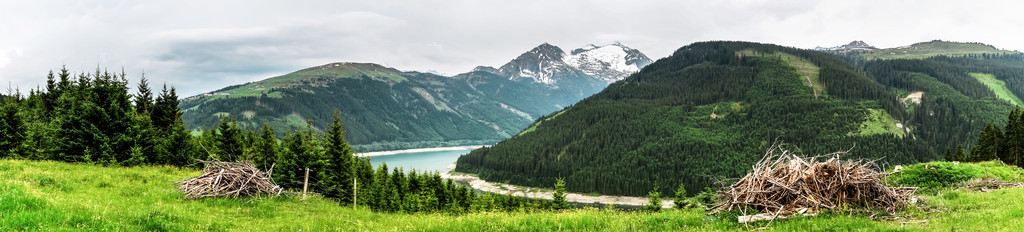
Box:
711;146;917;217
177;160;282;198
959;177;1024;192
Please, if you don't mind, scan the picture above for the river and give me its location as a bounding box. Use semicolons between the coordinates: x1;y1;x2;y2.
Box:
367;148;472;174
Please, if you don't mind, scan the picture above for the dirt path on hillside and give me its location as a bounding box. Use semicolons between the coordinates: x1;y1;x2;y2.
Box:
903;92;923;105
441;163;673;208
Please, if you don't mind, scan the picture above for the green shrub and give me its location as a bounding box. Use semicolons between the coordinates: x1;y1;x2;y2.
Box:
887;161;1022;194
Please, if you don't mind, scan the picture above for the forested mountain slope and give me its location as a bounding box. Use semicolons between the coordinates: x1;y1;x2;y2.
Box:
456;41;1024;197
180;43;651;152
181;63;539;152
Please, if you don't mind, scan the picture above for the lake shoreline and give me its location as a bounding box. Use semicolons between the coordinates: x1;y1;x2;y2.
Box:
356;145;485;157
440;163;673;208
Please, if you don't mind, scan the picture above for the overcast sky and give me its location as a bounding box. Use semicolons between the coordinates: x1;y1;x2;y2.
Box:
2;0;1022;97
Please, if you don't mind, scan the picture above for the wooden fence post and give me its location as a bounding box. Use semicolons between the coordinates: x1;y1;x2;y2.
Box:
302;167;310;200
353;177;358;209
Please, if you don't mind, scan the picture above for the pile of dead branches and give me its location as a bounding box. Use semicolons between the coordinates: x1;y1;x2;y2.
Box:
177;160;282;198
959;177;1024;192
711;146;917;217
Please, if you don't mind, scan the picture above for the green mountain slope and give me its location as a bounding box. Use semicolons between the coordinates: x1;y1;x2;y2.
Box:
180;62;611;152
860;40;1017;60
456;41;1024;197
457;41;935;196
181;63;534;152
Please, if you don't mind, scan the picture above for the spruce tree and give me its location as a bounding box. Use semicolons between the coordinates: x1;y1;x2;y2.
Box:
1001;108;1023;166
645;185;662;212
134;75;153;115
215;117;244;161
324;110;355;203
249;121;278;171
674;181;688;209
0;94;24;157
955;143;966;162
552;177;567;210
974;123;1002;162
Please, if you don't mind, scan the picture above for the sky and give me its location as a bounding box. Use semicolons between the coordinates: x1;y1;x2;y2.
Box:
2;0;1022;97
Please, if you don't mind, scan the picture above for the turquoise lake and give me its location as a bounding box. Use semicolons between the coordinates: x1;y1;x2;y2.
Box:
368;148;473;174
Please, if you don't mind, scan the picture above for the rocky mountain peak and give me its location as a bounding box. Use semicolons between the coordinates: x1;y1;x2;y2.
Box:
492;42;652;85
815;40;876;51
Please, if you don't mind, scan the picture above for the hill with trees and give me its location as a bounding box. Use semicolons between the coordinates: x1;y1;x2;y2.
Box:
181;43;652;152
456;41;1024;197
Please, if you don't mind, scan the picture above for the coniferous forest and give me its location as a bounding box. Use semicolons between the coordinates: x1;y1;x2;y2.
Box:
456;41;1024;197
0;66;560;214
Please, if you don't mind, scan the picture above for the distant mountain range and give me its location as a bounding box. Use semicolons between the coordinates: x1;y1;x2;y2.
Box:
180;42;651;152
456;40;1024;197
816;40;1017;60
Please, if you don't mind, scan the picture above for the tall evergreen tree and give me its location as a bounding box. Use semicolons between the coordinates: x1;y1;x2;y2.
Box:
324;109;355;203
134;75;153;115
0;94;25;157
215;117;244;161
151;85;180;130
973;123;1002;162
1001;108;1023;166
954;143;967;162
248;121;278;171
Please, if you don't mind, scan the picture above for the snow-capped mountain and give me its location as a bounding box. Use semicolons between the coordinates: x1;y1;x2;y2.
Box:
814;41;877;51
493;42;652;85
496;43;584;85
564;42;653;83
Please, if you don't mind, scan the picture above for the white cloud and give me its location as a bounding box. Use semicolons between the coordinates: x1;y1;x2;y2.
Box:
1;0;1022;97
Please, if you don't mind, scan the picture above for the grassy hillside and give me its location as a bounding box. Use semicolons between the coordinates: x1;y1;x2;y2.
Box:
861;40;1017;60
970;73;1024;106
3;159;1024;231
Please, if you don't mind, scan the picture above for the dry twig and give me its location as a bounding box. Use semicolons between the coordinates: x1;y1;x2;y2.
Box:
176;160;283;198
710;144;917;218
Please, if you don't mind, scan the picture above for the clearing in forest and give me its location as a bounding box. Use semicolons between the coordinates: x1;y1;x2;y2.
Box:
737;49;823;98
857;109;905;138
970;73;1023;106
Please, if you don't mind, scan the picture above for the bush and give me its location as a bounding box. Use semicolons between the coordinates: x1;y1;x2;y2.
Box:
888;160;999;193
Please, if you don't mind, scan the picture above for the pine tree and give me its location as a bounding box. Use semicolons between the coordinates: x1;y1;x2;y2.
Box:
215;117;244;161
973;123;1002;162
955;143;966;162
645;185;662;212
673;181;688;209
552;177;567;210
163;117;199;166
1001;108;1023;166
0;94;25;157
134;75;153;115
324;110;355;203
151;85;180;130
943;146;953;161
249;121;278;171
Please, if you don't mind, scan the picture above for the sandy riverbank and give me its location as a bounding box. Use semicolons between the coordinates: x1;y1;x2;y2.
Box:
440;163;673;208
356;146;485;157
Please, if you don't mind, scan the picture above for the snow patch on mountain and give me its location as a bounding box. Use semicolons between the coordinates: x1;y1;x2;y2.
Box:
563;42;651;83
492;42;652;85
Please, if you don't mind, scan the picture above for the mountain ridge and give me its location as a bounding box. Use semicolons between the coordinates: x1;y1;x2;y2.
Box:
180;42;652;152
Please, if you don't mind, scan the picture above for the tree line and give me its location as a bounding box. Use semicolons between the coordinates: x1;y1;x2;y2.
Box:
0;66;582;214
946;107;1024;167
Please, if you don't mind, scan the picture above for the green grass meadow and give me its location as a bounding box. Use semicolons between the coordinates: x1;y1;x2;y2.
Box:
970;73;1023;106
2;159;1023;231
